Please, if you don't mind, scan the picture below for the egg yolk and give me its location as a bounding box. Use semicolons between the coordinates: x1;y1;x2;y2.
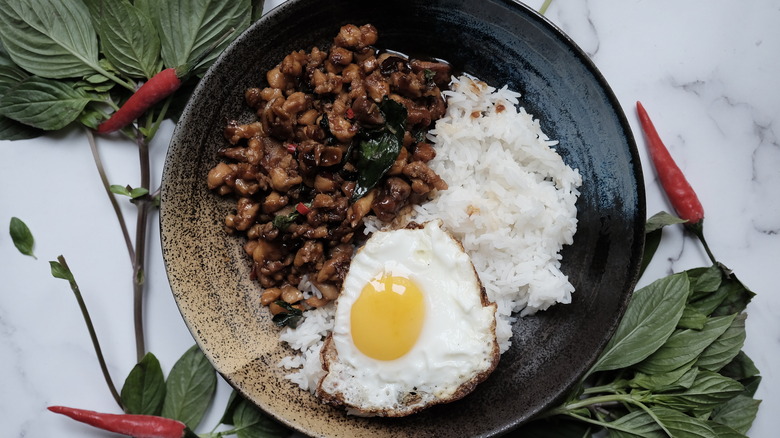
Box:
350;273;425;360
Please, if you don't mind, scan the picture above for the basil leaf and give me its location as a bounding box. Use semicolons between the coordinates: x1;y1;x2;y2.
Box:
84;0;162;79
0;41;15;67
151;0;251;74
271;300;303;328
651;406;717;438
232;398;290;438
719;351;760;382
352;98;407;201
711;274;754;316
604;410;665;438
677;306;708;330
121;352;166;415
49;259;75;282
590;273;689;372
705;421;748;438
219;389;242;426
635;314;735;375
0;116;42;140
645;211;687;232
652;371;743;412
631;361;697;391
695;314;746;372
639;227;662;279
687;278;736;317
77;106;104;130
710;394;760;435
690;265;723;293
272;210;300;231
110;185;132;197
740;375;762;398
0;65;28;94
9;217;36;258
110;184;150;199
640;212;688;277
251;0;265;22
0;0;99;78
134;0;153;16
0;77;94;130
161;345;217;430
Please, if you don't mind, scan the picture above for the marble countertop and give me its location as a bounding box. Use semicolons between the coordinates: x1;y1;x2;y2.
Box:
1;0;777;436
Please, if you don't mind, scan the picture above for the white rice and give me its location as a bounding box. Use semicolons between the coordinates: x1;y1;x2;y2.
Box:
278;75;581;388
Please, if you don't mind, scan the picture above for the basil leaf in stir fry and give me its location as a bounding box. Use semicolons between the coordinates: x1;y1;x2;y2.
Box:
352;97;407;201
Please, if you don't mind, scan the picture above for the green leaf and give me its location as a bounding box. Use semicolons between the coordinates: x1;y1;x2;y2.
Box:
0;65;29;94
677;306;708;330
0;115;43;140
687;281;733;317
77;106;105;130
0;0;99;78
271;300;303;328
691;265;722;293
604;410;665;438
705;421;748;438
720;351;760;382
121;352;166;415
717;349;761;396
150;0;251;74
251;0;265;22
631;361;697;391
219;390;242;426
652;406;717;438
740;375;762;398
49;259;74;282
711;274;754;316
232;398;290;438
635;314;735;375
161;345;217;430
131;187;150;198
9;217;36;258
110;184;149;199
84;0;162;79
645;211;687;233
272;210;301;231
639;227;662;279
640;212;688;278
110;184;132;197
652;371;743;412
711;394;760;435
134;0;153;16
590;273;689;373
696;314;746;372
0;41;16;67
352;98;407;201
0;77;94;130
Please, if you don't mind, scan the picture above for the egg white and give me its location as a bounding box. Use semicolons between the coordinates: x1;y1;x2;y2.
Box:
316;220;499;416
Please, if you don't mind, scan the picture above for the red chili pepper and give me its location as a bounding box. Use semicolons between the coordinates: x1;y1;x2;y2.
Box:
636;101;704;225
96;68;182;134
296;202;311;215
345;108;355;119
48;406;196;438
97;29;236;134
286;143;298;153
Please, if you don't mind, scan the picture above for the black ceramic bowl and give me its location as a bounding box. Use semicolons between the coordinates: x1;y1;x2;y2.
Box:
160;0;645;436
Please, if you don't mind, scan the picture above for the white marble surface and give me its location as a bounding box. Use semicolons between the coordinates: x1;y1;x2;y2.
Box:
1;0;778;436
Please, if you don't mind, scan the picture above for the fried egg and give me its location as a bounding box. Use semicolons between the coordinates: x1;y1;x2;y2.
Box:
316;220;499;416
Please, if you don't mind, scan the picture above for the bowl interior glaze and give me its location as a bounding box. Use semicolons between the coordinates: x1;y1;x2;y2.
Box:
160;0;645;436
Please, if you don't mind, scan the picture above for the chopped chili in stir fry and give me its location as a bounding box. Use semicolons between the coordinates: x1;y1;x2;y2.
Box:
207;24;451;315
